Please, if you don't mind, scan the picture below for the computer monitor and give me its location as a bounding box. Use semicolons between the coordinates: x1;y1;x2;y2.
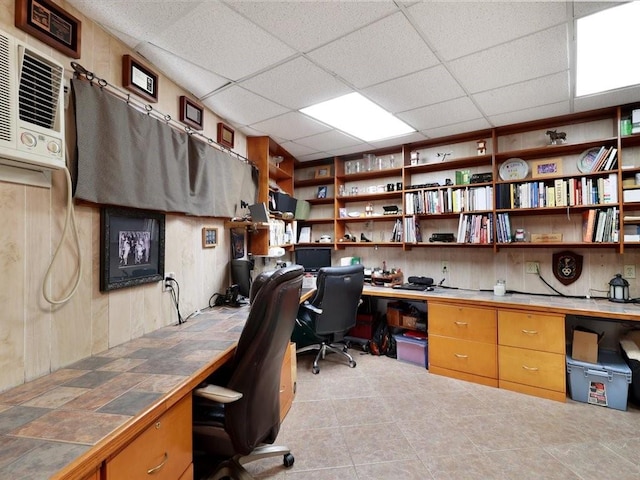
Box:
294;247;332;273
230;259;253;297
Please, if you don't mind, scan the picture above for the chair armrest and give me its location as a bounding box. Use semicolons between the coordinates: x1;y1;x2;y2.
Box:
300;301;322;315
194;384;243;403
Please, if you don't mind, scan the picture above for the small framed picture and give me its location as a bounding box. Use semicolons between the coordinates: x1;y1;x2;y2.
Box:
314;166;332;179
179;96;204;130
531;158;563;179
202;227;218;248
122;54;158;103
317;186;328;199
339;207;347;218
217;122;235;149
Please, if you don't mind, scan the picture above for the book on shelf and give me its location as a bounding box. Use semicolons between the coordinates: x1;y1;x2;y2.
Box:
582;209;596;242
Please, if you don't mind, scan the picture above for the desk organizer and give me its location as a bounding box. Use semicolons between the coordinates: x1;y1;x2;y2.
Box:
566;350;632;411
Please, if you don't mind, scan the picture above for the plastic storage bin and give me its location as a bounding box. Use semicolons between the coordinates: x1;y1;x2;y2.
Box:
566;350;632;411
393;334;428;368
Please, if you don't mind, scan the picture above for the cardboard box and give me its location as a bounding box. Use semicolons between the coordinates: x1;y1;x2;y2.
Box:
572;330;599;363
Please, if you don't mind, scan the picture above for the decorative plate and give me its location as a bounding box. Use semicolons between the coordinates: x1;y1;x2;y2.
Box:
347;211;361;218
577;147;602;173
499;158;529;181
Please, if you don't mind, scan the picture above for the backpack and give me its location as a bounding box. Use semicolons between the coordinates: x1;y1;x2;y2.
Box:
368;315;397;358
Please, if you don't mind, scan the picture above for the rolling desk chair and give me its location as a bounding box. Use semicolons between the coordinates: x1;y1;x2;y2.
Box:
193;265;303;479
293;265;365;374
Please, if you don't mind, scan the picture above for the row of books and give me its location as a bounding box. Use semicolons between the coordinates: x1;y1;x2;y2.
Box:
403;216;423;243
587;146;618;172
495;212;513;243
495;174;618;209
582;207;619;243
405;186;493;215
456;213;494;244
390;218;403;242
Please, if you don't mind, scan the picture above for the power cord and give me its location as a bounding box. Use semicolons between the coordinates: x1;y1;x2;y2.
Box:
166;278;186;324
42;166;83;305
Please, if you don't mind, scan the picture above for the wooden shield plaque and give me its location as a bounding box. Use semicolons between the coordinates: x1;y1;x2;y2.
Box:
553;251;583;285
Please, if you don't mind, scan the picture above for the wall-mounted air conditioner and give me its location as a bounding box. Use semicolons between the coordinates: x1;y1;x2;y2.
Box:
0;28;66;187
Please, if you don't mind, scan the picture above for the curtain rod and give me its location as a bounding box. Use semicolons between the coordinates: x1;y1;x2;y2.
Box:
70;61;254;167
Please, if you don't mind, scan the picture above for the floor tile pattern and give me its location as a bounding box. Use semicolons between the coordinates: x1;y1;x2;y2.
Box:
226;350;640;480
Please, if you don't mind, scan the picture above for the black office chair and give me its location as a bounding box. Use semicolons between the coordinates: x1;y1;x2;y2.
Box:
293;265;364;374
192;265;304;480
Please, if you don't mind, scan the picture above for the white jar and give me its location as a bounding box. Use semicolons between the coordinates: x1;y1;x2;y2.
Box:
493;280;506;296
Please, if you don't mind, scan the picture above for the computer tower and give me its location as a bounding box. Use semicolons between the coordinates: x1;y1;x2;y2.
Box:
230;259;253;297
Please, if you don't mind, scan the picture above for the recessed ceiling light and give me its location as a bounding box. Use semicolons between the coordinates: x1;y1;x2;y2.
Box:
300;92;415;142
576;2;640;97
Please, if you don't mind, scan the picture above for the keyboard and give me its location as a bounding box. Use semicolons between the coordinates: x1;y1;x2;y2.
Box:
393;283;433;291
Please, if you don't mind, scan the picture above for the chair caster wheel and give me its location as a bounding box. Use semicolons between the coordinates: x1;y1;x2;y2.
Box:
283;453;295;468
312;366;320;374
349;360;356;368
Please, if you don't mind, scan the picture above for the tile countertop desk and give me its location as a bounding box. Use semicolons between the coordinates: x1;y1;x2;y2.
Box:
1;287;638;479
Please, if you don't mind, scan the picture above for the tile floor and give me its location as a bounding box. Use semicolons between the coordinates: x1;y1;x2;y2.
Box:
219;348;640;480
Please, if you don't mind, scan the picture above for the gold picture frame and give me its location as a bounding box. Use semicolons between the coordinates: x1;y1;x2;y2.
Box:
314;166;331;179
531;158;563;179
202;227;218;248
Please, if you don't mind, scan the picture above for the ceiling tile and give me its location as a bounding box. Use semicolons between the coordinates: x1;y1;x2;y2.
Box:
279;141;319;158
307;12;439;88
67;1;199;46
228;1;399;52
367;131;429;150
421;118;492;140
294;130;362;151
154;2;296;81
136;43;229;98
398;97;483;131
202;86;288;126
473;71;569;117
407;1;568;61
240;57;352;109
250;112;331;141
364;65;466;114
448;25;569;95
296;152;335;162
488;101;571;127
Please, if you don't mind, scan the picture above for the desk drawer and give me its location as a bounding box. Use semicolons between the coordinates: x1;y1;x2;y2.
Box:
498;311;565;354
105;395;192;480
499;345;565;392
429;303;497;343
429;335;497;378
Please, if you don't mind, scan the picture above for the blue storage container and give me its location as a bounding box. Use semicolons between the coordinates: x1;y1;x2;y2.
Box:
566;350;632;411
393;334;428;368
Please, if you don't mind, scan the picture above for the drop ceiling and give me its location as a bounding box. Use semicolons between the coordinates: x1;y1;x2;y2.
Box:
65;1;638;163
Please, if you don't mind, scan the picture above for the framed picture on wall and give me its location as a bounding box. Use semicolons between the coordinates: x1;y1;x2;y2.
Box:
122;54;159;103
100;207;165;291
202;227;218;248
180;96;204;130
217;122;235;149
15;0;82;58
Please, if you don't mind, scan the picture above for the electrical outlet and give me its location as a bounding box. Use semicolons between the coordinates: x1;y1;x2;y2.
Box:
525;262;539;274
441;261;449;274
624;264;636;279
163;272;175;292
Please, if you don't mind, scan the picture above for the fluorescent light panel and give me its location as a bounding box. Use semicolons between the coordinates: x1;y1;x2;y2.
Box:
576;2;640;97
300;92;414;142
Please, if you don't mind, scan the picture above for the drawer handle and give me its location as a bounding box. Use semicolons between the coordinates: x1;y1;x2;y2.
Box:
522;365;539;372
454;321;468;326
521;329;538;335
147;452;168;475
454;353;468;358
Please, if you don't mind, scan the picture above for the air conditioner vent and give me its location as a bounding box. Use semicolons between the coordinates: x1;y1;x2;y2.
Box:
0;33;11;143
18;49;63;130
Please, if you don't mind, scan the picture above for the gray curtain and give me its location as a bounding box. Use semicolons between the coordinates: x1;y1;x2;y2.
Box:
72;79;257;217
